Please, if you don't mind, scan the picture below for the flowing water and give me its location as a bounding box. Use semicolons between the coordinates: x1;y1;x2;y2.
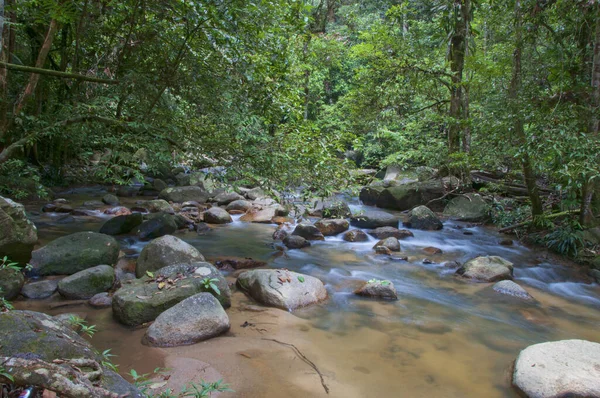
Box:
14;190;600;397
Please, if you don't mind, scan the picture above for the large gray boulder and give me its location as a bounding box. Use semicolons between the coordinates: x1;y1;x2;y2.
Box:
292;223;325;240
443;193;490;222
21;279;58;299
225;200;252;212
373;237;401;252
113;263;230;326
311;200;352;218
0;268;24;300
376;178;459;211
0;310;142;397
403;206;443;230
203;207;232;224
102;194;120;206
239;207;276;223
144;199;174;214
359;185;385;206
159;186;209;203
245;187;266;201
355;280;398;300
350;209;399;229
57;265;115;299
513;340;600;398
343;230;369;242
143;293;230;347
368;226;414;240
214;192;244;206
237;269;327;311
30;232;119;276
136;213;178;240
0;196;38;263
456;256;513;282
136;235;204;278
99;213;143;235
283;235;310;249
314;219;349;236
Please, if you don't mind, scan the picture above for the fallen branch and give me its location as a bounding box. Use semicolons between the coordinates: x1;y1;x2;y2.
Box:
262;338;329;394
0;62;119;84
498;210;580;233
0;357;122;398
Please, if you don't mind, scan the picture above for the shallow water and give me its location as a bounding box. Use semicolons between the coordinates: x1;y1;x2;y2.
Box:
15;193;600;397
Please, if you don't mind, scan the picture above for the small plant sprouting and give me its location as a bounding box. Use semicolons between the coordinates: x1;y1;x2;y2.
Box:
0;256;32;272
0;289;13;312
0;365;14;382
368;279;391;286
67;315;97;337
100;349;119;372
200;278;221;296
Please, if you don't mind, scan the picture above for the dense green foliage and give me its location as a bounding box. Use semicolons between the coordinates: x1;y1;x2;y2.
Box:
0;0;599;223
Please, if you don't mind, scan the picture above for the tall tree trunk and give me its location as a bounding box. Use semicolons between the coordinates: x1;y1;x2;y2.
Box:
13;18;58;116
580;4;600;226
448;0;470;154
302;34;311;121
509;0;543;216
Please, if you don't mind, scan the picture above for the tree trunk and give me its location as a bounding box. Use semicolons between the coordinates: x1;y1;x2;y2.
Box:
509;0;543;216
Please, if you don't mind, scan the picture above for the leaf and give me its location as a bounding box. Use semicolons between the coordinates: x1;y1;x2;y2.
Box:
158;282;166;290
297;276;305;283
149;382;167;390
209;283;221;295
146;271;154;278
136;295;151;300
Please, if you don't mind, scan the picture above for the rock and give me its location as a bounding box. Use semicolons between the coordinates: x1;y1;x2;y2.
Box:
272;216;293;224
456;256;514;282
99;213;144;235
71;208;99;216
237;269;327;310
513;340;600;398
493;280;533;300
203;207;232;224
102;194;120;206
116;186;140;197
245;187;266;200
89;292;112;307
423;246;443;255
375;246;392;255
403;206;443;230
355;280;398;300
143;293;230;347
159;186;209;203
292;223;325;240
21;279;58;299
311;200;352;218
83;200;104;208
0;196;38;263
359;185;385;206
343;230;369;242
443;261;461;269
283;235;311;249
443;193;490;222
0;310;142;397
314;219;349;236
57;265;115;299
416;166;438;181
373;237;401;252
113;262;230;326
145;199;175;214
196;222;211;234
239;207;277;223
153;179;168;192
273;228;289;241
591;269;600;284
214;192;244;206
350;209;399;229
136;213;178;240
368;226;414;240
175;172;190;186
376;178;459;211
104;206;131;216
213;257;266;271
136;235;205;278
42;203;73;213
30;232;119;276
499;239;513;246
0;268;24;300
226;200;252;212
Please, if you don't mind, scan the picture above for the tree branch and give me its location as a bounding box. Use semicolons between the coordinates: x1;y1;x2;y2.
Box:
0;62;119;84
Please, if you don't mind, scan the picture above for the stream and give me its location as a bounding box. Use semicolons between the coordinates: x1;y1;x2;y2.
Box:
13;188;600;398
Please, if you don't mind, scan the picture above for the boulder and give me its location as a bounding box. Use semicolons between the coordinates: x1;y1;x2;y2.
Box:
153;179;168;192
42;203;73;213
0;268;24;300
237;269;327;311
213;257;266;271
203;207;232;224
493;280;533;300
443;193;490;222
30;232;119;276
83;200;104;208
226;200;253;212
368;226;414;240
99;213;144;235
292;223;325;241
89;292;113;308
21;279;58;299
350;209;399;229
359;185;385;206
136;213;178;240
273;228;289;241
57;264;115;299
136;235;205;278
102;194;120;206
245;187;266;200
403;205;443;230
143;293;230;347
104;206;131;216
311;200;352;218
0;196;38;263
314;219;349;236
423;246;443;255
513;340;600;398
0;310;142;397
145;199;174;214
456;256;513;282
113;262;230;326
214;192;245;205
283;235;310;249
343;230;369;242
373;237;401;252
355;280;398;300
376;178;459;211
159;186;209;203
239;207;276;223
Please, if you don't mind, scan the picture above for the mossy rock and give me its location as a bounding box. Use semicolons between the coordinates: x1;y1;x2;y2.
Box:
0;268;25;300
0;196;38;263
57;264;115;299
443;193;490;222
99;213;144;235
